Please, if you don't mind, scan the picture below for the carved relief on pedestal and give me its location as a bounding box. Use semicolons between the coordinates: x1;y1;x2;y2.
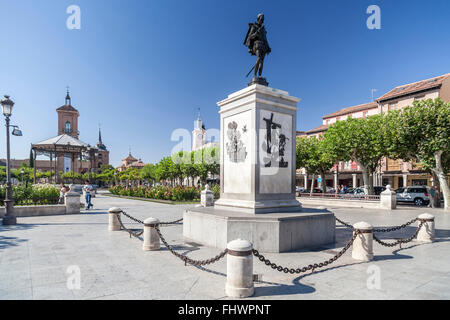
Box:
226;121;247;163
261;113;290;168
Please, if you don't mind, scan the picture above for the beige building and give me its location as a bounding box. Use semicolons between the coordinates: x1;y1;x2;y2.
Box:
117;153;146;172
297;73;450;190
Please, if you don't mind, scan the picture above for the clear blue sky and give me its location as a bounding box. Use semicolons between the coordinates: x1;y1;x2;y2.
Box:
0;0;449;167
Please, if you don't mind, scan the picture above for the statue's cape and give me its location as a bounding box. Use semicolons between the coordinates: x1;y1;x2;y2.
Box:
244;23;256;54
243;23;271;55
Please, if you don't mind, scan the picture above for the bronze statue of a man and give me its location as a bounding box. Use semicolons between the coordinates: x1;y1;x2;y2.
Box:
244;14;271;86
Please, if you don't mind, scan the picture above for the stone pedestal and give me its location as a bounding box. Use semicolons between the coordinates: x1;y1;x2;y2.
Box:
352;222;373;261
143;218;161;251
380;184;396;210
201;185;214;207
183;84;335;252
214;84;301;214
183;207;335;253
65;191;81;214
416;213;435;243
225;239;254;298
108;207;122;231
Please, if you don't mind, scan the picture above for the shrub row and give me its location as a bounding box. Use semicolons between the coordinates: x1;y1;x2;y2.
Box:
109;185;220;202
0;184;60;206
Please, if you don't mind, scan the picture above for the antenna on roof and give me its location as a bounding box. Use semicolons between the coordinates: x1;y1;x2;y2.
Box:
371;89;378;102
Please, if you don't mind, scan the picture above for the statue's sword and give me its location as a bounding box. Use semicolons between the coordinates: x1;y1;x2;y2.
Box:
246;65;255;78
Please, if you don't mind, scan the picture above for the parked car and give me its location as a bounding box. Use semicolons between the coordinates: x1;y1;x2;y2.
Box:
296;186;305;193
396;186;430;206
325;186;335;193
349;186;386;196
300;188;323;194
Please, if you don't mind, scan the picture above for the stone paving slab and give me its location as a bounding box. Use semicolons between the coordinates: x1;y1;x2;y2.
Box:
0;194;449;300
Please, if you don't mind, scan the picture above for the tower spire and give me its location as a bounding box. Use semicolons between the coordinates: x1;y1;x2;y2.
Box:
98;124;103;144
96;123;107;150
65;86;71;105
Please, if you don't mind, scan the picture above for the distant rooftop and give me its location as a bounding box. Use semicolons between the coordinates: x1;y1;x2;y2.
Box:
322;102;378;120
377;73;450;102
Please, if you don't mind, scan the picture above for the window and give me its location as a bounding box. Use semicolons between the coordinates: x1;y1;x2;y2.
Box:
65;121;71;133
414;95;425;101
388;103;397;111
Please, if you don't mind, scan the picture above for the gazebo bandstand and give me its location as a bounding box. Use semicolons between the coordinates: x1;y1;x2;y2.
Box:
31;134;98;184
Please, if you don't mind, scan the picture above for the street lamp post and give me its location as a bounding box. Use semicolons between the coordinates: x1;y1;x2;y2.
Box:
1;95;16;225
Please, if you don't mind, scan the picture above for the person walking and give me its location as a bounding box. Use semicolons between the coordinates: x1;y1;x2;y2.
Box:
83;180;94;210
59;183;67;204
428;186;436;208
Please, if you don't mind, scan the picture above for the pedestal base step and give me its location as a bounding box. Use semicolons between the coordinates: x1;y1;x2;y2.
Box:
183;207;336;253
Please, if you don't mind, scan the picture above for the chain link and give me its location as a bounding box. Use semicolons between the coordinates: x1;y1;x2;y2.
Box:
121;211;182;226
252;230;360;274
121;210;144;225
373;218;418;233
335;216;354;229
335;216;419;234
160;218;184;225
155;226;227;266
117;215;144;238
373;220;425;247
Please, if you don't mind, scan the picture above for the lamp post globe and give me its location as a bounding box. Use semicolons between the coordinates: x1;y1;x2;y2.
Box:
1;95;14;117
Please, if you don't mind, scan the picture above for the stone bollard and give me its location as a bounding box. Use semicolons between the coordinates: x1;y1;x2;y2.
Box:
416;213;435;243
65;190;81;214
380;184;396;210
201;184;214;207
352;222;373;261
143;218;161;251
225;239;254;298
108;207;122;231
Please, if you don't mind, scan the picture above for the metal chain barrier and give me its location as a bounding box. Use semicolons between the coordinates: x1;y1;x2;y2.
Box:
121;210;144;225
121;210;182;226
373;220;425;248
117;214;144;238
335;216;419;233
160;218;184;225
155;225;228;266
373;218;418;233
252;230;360;274
335;216;354;229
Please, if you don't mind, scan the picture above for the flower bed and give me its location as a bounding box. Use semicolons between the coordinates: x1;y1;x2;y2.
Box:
108;185;220;202
0;184;60;206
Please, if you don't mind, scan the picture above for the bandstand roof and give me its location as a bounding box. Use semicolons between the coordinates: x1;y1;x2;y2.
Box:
32;134;96;154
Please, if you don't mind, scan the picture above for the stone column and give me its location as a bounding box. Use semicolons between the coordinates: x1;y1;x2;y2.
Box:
64;190;81;214
143;218;161;251
416;213;435;243
108;207;122;231
201;184;214;207
403;174;408;188
334;172;338;191
225;239;254;298
380;184;396;210
352;222;373;261
304;174;308;190
352;174;357;188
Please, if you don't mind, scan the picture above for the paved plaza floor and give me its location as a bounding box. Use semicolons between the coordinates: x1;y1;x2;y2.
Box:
0;194;449;300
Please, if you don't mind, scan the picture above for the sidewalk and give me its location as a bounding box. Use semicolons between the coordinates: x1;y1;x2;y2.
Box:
0;195;449;300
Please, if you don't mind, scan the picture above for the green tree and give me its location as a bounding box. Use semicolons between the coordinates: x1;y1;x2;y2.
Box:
323;114;390;195
296;136;336;193
29;149;34;168
386;98;450;210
